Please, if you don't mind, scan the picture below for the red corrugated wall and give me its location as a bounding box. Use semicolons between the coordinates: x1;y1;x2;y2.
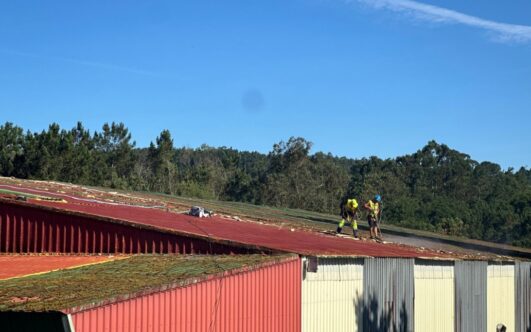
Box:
0;201;260;255
69;257;301;332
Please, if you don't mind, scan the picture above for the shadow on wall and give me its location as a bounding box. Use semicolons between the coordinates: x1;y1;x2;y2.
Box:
354;293;410;332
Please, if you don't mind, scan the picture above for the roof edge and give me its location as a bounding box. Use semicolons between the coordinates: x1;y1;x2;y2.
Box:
58;254;299;314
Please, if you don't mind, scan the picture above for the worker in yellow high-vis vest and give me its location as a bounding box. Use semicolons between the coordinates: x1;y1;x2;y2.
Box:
337;198;360;239
364;194;382;239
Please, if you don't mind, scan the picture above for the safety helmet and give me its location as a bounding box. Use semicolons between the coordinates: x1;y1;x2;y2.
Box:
374;194;381;202
349;198;359;209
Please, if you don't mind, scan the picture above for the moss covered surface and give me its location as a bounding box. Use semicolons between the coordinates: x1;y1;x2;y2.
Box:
0;254;287;312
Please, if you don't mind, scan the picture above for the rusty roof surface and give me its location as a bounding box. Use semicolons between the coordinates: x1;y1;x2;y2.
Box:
0;255;119;280
0;184;449;258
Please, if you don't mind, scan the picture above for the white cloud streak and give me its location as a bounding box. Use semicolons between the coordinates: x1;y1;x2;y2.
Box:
352;0;531;43
0;49;163;77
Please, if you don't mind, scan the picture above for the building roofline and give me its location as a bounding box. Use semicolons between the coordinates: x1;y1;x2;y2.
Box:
0;198;279;256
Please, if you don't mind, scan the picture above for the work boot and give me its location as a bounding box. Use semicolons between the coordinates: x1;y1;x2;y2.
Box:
336;227;342;234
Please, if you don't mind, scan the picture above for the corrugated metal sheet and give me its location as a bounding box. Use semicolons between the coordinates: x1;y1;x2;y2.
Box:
70;257;301;332
302;257;364;332
455;260;487;332
1;191;445;258
363;258;414;332
414;260;454;332
515;261;531;332
487;263;515;332
0;202;259;254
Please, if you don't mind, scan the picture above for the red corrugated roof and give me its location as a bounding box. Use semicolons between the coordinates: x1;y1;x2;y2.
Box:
0;255;119;280
0;185;443;258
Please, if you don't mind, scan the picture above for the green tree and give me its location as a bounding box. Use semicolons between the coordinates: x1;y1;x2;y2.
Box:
148;130;176;194
94;122;136;188
0;122;25;176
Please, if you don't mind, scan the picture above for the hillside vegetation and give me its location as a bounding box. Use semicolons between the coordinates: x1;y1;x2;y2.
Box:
1;121;529;247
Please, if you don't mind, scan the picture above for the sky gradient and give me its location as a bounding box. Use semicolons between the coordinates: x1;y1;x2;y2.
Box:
1;0;530;169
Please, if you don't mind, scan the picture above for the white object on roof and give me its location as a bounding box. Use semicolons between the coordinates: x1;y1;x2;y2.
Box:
189;206;212;218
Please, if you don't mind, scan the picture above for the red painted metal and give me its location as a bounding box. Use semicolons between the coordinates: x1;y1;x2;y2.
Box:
0;202;263;255
0;185;442;257
68;257;301;332
0;255;116;280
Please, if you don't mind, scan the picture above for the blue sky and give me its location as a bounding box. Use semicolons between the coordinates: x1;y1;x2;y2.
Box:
1;0;530;169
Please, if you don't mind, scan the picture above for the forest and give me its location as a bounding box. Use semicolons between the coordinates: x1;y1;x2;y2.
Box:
1;121;529;247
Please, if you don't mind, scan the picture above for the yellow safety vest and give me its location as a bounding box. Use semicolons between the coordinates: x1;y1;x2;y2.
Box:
346;199;358;212
368;200;380;217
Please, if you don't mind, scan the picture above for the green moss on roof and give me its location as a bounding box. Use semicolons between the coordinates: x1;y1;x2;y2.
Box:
0;254;290;312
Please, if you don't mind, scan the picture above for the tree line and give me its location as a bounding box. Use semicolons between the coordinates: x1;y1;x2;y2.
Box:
1;121;529;247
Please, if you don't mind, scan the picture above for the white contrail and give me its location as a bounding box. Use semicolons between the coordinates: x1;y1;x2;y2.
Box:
0;49;163;77
351;0;531;43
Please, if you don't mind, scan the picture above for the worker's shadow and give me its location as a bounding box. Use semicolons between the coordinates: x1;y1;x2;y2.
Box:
354;294;410;332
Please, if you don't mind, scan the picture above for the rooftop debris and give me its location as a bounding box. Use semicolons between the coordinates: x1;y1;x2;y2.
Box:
187;206;213;218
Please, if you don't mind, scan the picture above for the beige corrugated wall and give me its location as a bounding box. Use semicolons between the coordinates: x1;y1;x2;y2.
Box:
302;258;363;332
414;263;454;332
487;264;515;332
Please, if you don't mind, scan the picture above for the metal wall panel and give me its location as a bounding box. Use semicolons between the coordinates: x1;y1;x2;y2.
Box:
487;263;515;332
455;260;487;332
0;202;259;255
516;261;531;332
70;257;301;332
414;261;454;332
302;257;364;332
363;258;414;332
